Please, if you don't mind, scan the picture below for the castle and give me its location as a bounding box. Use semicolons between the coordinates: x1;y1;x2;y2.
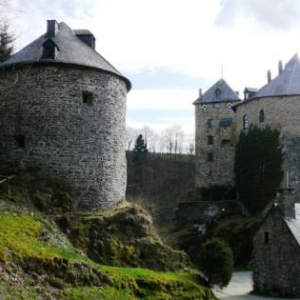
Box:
0;20;131;209
194;53;300;192
194;53;300;297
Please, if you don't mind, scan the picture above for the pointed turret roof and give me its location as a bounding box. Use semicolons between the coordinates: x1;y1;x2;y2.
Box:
0;21;131;90
193;78;240;104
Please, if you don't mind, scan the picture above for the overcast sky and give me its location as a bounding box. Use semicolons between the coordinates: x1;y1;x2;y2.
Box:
4;0;300;136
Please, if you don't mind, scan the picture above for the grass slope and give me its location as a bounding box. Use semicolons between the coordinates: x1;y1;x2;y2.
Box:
0;171;215;300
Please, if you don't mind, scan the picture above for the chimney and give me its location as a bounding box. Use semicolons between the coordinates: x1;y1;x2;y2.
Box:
199;88;202;98
46;20;58;38
278;60;283;75
267;70;272;83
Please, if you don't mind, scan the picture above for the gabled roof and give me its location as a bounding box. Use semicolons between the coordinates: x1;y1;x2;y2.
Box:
193;78;240;104
260;203;300;247
0;21;131;90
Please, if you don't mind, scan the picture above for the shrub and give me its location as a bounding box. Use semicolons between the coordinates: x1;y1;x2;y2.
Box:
199;238;233;288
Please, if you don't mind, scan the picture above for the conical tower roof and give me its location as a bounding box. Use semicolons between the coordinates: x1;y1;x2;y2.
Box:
0;21;131;90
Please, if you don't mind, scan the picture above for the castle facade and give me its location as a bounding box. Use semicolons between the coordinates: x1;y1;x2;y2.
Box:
194;53;300;191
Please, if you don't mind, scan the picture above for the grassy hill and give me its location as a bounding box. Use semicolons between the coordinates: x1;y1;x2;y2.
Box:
0;169;215;299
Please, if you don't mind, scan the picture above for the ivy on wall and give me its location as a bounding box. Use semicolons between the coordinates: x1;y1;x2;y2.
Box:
234;125;283;215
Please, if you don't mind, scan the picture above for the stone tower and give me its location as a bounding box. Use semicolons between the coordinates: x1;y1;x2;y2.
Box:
194;79;240;189
0;20;131;209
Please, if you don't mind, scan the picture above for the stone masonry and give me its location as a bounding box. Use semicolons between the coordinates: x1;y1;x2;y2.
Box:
253;205;300;297
0;20;131;209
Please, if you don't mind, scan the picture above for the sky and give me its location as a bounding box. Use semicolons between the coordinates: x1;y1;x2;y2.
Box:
4;0;300;138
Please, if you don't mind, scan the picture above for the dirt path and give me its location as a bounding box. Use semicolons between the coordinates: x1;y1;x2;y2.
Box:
213;272;294;300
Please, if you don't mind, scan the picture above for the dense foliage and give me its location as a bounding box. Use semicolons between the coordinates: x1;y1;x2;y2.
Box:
199;238;233;287
234;125;283;215
0;20;14;62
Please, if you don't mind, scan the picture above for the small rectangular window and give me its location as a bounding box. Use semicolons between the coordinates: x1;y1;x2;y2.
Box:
208;136;214;145
15;134;25;148
82;91;93;105
207;152;214;162
213;102;221;108
207;119;215;129
219;118;233;127
221;139;231;147
264;231;269;244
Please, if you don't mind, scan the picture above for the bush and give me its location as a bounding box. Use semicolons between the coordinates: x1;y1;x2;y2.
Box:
199;238;233;288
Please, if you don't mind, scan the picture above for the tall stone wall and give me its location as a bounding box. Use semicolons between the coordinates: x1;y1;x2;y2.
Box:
234;96;300;137
195;102;237;188
253;208;300;297
0;64;127;209
235;97;300;189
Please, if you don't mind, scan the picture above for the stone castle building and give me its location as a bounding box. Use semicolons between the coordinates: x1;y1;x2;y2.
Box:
194;53;300;191
194;53;300;296
0;20;131;209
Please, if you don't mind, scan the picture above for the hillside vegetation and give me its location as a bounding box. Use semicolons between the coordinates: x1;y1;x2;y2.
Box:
0;169;215;299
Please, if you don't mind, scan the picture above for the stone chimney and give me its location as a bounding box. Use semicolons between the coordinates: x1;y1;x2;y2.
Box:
46;20;58;38
267;70;272;83
199;88;202;98
278;60;283;75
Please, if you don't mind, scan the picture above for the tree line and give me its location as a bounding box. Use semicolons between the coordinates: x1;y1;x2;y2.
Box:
126;125;195;155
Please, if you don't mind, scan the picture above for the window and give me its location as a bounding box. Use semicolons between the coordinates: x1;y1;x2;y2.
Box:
42;39;58;60
243;115;249;130
264;231;269;244
207;119;215;129
259;109;265;123
16;134;25;148
219;117;233;127
208;135;214;145
213;102;221;108
82;91;93;105
221;139;231;147
207;152;214;162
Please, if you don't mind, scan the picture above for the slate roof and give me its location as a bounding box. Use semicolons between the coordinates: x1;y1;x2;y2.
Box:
234;54;300;110
285;217;300;247
193;78;240;104
0;21;131;90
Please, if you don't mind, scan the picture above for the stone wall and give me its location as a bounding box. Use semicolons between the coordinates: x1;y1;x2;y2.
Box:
0;64;127;209
234;96;300;137
253;207;300;297
195;102;237;188
235;98;300;189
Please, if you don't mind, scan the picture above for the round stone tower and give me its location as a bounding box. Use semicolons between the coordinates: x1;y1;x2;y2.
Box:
0;20;131;209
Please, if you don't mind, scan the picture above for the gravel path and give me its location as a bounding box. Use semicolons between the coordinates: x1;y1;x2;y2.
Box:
213;272;294;300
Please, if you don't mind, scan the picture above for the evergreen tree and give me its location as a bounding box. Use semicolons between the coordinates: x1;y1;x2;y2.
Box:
133;134;148;184
133;134;148;154
234;125;283;214
0;20;14;62
199;238;233;287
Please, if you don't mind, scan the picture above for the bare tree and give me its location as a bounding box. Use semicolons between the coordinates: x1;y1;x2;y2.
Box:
126;127;139;151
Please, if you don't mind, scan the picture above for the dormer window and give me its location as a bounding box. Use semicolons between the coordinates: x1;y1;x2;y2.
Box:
215;88;221;97
42;39;59;60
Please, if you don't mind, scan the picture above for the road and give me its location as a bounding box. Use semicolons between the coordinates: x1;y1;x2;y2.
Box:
213;272;295;300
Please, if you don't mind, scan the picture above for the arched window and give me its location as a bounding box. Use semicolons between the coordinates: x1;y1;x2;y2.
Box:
243;115;249;130
259;109;265;123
